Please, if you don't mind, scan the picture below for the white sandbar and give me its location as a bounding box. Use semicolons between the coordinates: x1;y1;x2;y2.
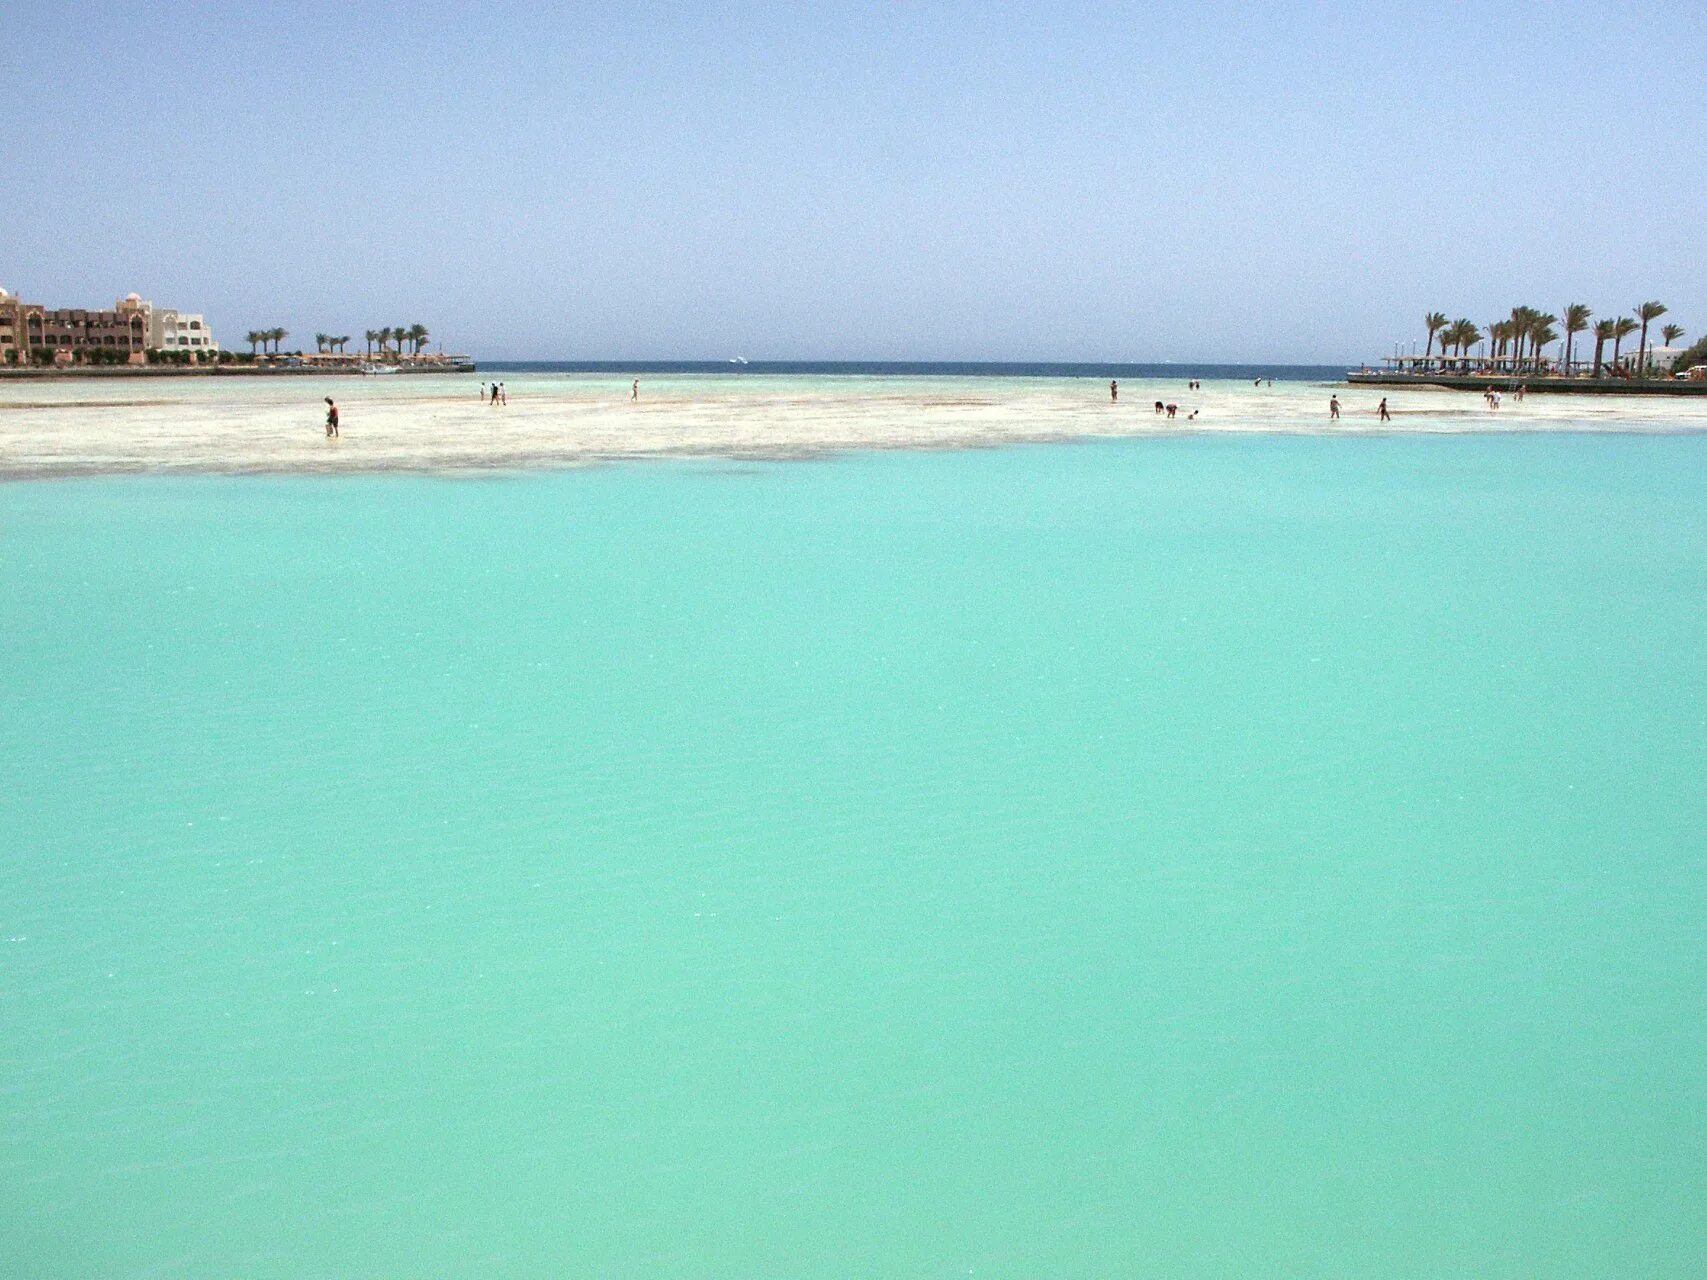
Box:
2;372;1703;478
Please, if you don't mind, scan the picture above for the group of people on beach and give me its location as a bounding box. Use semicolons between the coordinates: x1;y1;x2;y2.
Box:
481;382;508;404
1483;384;1524;405
1109;380;1198;419
1328;395;1393;422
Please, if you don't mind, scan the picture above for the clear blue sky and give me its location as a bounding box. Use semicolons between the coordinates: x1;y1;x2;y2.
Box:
4;2;1702;362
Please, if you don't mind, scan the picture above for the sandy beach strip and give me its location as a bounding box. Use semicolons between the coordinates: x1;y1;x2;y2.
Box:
3;373;1704;479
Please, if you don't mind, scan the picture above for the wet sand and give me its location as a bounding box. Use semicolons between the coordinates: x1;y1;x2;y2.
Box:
3;371;1704;478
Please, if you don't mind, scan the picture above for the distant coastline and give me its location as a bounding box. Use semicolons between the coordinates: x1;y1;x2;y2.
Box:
475;360;1350;381
1;359;1332;384
1362;302;1706;394
0;360;475;379
1347;369;1707;396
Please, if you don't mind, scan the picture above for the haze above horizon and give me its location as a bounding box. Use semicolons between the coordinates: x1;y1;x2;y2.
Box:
4;2;1702;363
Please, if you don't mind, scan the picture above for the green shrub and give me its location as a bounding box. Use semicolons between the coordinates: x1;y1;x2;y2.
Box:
1669;336;1707;373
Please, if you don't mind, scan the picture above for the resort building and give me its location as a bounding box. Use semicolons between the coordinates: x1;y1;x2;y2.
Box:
0;286;41;363
0;287;218;363
143;297;219;353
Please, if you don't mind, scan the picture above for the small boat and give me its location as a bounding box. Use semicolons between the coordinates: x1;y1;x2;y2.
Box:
361;363;401;375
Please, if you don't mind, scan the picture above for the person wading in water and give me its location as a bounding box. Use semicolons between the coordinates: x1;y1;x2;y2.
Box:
324;397;340;437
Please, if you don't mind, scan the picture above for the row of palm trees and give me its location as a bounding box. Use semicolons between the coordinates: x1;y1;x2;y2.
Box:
245;327;289;354
365;325;431;357
1421;302;1684;377
242;325;433;359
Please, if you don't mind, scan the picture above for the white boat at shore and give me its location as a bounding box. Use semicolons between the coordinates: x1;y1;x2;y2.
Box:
360;363;401;375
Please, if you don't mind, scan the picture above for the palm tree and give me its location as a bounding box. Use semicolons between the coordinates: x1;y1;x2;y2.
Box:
364;329;377;357
1508;306;1537;370
377;327;393;357
393;324;408;356
314;332;328;353
1660;322;1684;352
246;330;263;356
1529;318;1559;372
1492;320;1517;370
1561;304;1591;375
1521;313;1556;372
1590;319;1615;376
1633;301;1666;375
1455;320;1482;369
1611;317;1638;369
1423;312;1448;368
337;335;351;354
407;323;430;354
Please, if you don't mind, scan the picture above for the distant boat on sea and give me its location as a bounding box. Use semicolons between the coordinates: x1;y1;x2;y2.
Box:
361;363;401;375
729;356;749;365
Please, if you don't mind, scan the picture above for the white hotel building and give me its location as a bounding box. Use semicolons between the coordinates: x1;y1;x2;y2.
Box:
124;293;219;353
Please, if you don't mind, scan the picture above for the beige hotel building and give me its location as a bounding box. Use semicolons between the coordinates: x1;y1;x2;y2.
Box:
1;287;219;363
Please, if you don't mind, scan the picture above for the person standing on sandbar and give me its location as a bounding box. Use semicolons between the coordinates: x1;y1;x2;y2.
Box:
633;378;639;401
324;397;339;437
1110;379;1118;403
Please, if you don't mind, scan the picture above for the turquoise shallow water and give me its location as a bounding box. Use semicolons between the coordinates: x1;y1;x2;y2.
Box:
4;435;1705;1277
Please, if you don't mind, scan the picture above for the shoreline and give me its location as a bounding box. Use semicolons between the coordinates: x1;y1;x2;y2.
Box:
0;363;476;379
6;421;1705;484
1347;370;1707;395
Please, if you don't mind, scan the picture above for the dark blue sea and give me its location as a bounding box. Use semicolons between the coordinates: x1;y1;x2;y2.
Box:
480;360;1345;381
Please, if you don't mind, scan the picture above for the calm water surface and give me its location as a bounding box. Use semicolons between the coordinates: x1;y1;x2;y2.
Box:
3;435;1704;1277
